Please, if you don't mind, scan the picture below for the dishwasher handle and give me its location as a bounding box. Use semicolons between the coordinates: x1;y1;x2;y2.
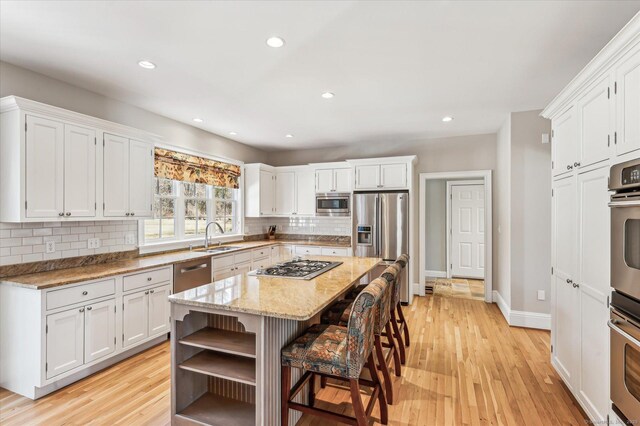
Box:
179;263;209;274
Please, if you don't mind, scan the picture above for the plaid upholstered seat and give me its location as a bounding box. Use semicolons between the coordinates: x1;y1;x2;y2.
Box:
281;324;349;376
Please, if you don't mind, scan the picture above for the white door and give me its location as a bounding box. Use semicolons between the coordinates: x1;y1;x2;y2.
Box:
122;290;148;347
315;169;334;192
355;165;380;189
450;184;485;279
260;170;275;215
275;171;295;215
46;307;84;379
334;168;352;192
380;164;407;188
84;299;116;363
103;133;129;217
552;175;578;388
295;170;316;215
148;285;171;336
615;46;640;156
128;139;153;217
25;115;64;218
578;74;612;168
64;124;96;217
552;107;578;176
577;166;610;420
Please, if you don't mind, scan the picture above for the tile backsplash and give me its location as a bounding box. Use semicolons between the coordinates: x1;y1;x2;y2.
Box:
0;221;138;266
245;216;351;237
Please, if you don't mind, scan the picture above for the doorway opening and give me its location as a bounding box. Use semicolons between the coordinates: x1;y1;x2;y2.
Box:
419;171;493;302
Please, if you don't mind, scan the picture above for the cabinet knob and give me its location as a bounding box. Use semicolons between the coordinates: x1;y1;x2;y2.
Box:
572;283;580;288
82;291;88;295
58;212;64;216
574;162;581;167
87;306;92;311
130;212;135;216
126;212;130;216
65;212;71;216
567;165;573;170
150;289;155;294
145;291;149;294
147;277;152;281
79;308;85;312
230;268;235;271
566;278;573;284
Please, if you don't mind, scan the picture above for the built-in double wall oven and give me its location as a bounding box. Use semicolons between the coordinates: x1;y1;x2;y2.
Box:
609;158;640;423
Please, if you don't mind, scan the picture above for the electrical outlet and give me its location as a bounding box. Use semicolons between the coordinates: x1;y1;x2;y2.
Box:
87;238;100;249
45;241;55;254
537;290;545;301
125;233;136;245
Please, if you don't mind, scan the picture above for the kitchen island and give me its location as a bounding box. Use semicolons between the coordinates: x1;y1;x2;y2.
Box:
168;256;382;426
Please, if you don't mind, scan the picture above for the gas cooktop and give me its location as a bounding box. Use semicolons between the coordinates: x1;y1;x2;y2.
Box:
252;258;343;280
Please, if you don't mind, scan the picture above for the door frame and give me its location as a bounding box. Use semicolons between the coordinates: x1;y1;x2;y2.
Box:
446;180;485;279
419;170;493;302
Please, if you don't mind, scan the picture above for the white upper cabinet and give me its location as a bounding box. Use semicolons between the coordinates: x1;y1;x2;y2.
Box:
577;74;613;168
354;162;408;190
615;44;640;156
25;115;65;218
275;171;296;215
128;139;153;217
552;107;578;177
244;164;276;217
354;164;380;189
315;166;352;193
295;168;316;215
260;170;275;215
380;163;407;188
64;124;96;217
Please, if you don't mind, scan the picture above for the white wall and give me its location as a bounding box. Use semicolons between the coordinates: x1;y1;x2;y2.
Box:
424;180;446;273
496;116;512;306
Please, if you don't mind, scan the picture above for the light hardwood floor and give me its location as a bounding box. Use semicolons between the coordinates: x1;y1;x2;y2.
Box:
0;296;587;425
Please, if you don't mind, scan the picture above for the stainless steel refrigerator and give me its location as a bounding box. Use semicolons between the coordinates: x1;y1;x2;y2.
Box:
352;191;409;303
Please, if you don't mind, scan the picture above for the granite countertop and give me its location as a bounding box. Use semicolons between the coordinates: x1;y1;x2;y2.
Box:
0;239;351;290
168;256;381;321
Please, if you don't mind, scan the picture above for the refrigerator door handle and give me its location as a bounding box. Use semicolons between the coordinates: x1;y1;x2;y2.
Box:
375;194;381;257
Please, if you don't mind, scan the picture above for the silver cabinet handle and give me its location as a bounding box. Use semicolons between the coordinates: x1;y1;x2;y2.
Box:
58;212;64;216
87;306;92;311
574;162;581;167
567;165;573;170
82;291;88;295
147;277;152;281
566;279;572;284
573;283;579;288
65;212;71;216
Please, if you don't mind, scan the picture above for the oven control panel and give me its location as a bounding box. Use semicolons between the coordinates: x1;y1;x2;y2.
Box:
622;164;640;186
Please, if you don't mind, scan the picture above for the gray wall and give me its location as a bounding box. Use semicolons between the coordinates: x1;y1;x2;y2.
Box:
267;133;498;283
496;116;512;305
424;180;446;272
0;61;268;163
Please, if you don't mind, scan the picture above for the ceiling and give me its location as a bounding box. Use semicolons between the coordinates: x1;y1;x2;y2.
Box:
1;1;639;151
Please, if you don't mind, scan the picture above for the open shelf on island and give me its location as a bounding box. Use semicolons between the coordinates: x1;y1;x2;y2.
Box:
176;393;255;426
179;327;256;358
179;350;256;386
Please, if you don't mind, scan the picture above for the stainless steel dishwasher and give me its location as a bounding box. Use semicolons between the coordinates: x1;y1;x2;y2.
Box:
173;257;212;293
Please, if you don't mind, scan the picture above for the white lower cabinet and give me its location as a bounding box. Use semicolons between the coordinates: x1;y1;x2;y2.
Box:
123;284;171;348
148;286;171;336
84;299;116;363
46;307;85;379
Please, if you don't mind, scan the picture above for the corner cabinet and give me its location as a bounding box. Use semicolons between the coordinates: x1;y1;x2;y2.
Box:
542;14;639;424
0;96;159;222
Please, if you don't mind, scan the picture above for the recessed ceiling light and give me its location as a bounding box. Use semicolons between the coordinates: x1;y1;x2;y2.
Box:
321;92;334;99
229;131;237;136
266;37;285;48
285;134;293;138
192;118;203;123
138;60;156;69
442;116;454;122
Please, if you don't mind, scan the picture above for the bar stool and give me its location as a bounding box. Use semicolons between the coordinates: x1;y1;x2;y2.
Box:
281;278;388;426
391;254;410;350
320;265;401;404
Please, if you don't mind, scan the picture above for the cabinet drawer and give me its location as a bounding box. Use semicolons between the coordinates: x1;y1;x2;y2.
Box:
123;266;172;293
46;279;115;310
321;247;350;256
294;245;322;256
212;253;235;271
252;247;270;260
234;250;252;264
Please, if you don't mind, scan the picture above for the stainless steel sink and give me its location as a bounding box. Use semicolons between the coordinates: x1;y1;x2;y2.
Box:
205;246;241;253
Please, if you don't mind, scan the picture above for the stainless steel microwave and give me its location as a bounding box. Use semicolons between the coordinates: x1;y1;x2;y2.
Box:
316;193;350;216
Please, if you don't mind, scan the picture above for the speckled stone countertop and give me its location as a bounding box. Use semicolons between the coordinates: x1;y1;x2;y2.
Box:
168;256;381;321
0;240;351;290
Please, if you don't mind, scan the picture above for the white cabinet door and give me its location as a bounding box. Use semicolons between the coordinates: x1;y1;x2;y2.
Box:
355;165;380;189
316;169;334;192
148;285;171;336
578;75;612;168
296;170;316;215
213;267;239;281
25;115;64;218
84;299;116;363
235;261;252;275
46;307;84;379
122;290;148;348
103;133;129;217
64;124;96;218
552;107;578;177
551;175;578;388
321;247;350;256
252;258;271;270
128;139;153;217
260;170;275;215
280;245;293;261
577;166;610;421
275;171;295;215
334;168;352;192
294;245;322;256
270;246;281;263
380;164;407;188
615;46;640;156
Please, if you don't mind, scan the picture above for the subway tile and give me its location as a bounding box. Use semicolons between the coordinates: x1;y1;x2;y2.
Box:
52;227;70;236
22;253;43;263
56;243;71;251
41;222;62;228
43;236;62;243
87;226;102;233
77;233;94;241
32;245;45;253
43;252;62;260
0;255;22;266
0;248;10;256
78;248;96;256
101;225;116;232
10;229;33;238
0;223;22;230
32;228;53;237
0;238;22;248
0;230;10;238
11;246;32;255
22;237;43;245
61;234;79;243
21;223;43;229
61;249;79;258
94;247;109;254
70;241;87;249
71;227;87;234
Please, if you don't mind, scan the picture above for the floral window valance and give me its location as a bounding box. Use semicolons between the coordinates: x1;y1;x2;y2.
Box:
154;148;241;189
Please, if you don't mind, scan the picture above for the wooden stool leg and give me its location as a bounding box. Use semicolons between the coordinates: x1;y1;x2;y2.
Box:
309;373;316;407
320;375;327;388
397;302;410;346
374;335;394;404
349;378;368;426
367;353;389;425
385;323;402;376
281;365;291;426
390;310;406;366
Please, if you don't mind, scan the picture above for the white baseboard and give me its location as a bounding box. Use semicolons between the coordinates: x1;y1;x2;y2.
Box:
492;290;550;330
412;283;422;295
425;270;447;278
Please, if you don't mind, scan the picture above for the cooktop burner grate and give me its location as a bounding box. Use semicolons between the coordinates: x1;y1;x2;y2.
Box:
252;258;343;280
